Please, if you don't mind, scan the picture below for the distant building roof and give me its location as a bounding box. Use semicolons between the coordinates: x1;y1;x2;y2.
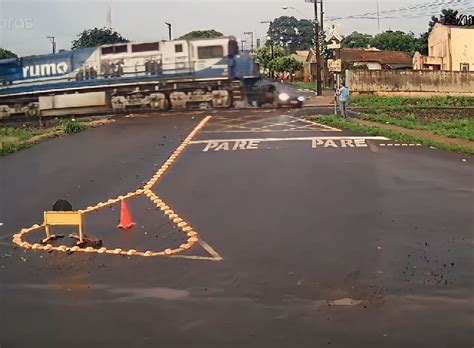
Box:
293;50;310;63
429;22;474;43
340;48;412;65
433;22;474;30
295;50;310;57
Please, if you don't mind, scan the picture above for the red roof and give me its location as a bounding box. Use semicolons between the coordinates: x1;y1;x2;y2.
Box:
340;48;412;65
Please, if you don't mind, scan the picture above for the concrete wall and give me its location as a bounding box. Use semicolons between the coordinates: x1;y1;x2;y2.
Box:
347;70;474;96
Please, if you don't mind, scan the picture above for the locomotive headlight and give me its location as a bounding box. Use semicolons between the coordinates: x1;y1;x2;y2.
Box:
297;96;306;102
279;93;290;102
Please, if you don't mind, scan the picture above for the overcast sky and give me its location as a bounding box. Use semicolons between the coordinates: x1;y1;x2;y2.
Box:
0;0;472;56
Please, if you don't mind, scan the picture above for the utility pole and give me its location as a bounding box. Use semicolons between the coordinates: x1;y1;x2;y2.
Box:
106;0;112;28
261;20;275;78
320;0;324;41
165;22;172;40
320;0;324;92
241;40;246;52
312;0;322;95
244;32;254;53
47;36;56;54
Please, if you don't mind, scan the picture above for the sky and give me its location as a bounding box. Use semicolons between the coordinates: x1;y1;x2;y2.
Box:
0;0;473;56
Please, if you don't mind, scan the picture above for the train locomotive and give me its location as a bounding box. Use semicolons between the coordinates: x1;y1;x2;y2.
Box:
0;37;259;118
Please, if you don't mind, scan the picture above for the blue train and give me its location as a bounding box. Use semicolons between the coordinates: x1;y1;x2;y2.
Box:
0;37;259;117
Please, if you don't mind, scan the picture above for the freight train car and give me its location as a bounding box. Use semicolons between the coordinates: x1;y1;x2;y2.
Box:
0;37;259;118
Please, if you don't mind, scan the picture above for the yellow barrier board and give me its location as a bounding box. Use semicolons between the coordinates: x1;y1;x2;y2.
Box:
44;211;84;243
44;211;83;226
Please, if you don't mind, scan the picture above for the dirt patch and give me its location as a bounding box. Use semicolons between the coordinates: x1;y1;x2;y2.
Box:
27;119;113;143
28;130;63;143
353;118;474;149
87;119;115;128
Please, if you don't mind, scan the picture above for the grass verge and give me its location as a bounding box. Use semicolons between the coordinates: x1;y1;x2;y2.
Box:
312;115;474;155
351;95;474;108
0;120;90;156
358;113;474;141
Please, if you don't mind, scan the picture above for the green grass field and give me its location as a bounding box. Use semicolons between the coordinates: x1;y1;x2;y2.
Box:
359;113;474;142
0;120;87;156
351;95;474;108
0;128;38;155
343;95;474;143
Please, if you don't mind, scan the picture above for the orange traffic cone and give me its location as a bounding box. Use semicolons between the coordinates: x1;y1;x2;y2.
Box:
117;199;136;229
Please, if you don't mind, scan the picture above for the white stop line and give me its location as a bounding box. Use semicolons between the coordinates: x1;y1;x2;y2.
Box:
190;136;390;152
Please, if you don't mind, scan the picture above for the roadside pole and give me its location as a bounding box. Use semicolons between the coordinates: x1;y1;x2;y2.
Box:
313;1;322;96
334;73;340;115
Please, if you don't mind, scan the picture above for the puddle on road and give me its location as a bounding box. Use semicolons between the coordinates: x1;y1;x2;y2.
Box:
109;287;190;301
328;298;363;306
2;283;190;302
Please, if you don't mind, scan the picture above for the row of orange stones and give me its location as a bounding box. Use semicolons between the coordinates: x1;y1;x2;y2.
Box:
12;225;199;257
80;189;146;213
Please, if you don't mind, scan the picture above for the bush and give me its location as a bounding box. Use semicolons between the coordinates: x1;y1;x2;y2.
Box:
64;120;86;134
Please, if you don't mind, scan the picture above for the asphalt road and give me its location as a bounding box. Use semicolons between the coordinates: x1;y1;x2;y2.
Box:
0;109;473;348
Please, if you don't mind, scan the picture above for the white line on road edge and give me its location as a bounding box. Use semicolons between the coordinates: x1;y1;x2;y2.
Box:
198;239;223;261
380;143;421;147
169;240;223;262
190;136;389;145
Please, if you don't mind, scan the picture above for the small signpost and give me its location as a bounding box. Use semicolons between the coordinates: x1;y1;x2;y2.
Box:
329;59;342;73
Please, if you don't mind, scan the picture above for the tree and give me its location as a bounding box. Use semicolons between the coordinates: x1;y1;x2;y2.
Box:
178;30;224;40
342;31;373;48
0;48;17;59
429;8;459;33
267;16;314;52
270;55;303;75
256;46;286;71
418;32;430;56
370;30;422;55
71;27;129;49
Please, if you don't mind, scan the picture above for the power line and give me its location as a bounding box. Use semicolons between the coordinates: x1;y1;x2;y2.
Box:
372;6;474;20
326;0;471;22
